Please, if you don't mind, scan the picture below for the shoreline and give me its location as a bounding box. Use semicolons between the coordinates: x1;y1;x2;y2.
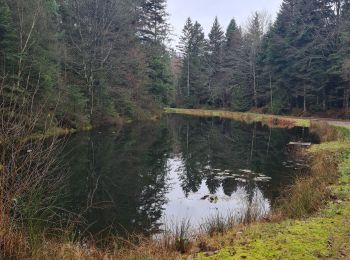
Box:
3;109;350;259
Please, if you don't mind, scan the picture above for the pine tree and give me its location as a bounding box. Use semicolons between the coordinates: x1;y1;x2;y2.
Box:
190;22;208;105
138;0;173;106
260;0;335;113
178;19;207;106
221;19;247;108
178;18;193;98
338;0;350;115
259;0;298;113
139;0;169;43
245;12;268;108
206;17;225;106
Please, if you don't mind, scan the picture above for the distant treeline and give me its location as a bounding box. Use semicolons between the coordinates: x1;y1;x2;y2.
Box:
176;0;350;116
0;0;173;129
2;0;350;128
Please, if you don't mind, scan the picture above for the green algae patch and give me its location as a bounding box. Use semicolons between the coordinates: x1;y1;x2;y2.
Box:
164;108;310;128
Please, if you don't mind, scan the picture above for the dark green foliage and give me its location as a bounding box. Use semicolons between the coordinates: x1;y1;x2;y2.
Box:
139;0;169;43
0;0;173;129
206;17;225;106
177;19;207;107
147;50;174;104
138;0;174;107
176;1;350;116
0;0;16;69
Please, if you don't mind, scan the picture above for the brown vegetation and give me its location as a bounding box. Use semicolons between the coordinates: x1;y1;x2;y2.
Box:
0;79;65;259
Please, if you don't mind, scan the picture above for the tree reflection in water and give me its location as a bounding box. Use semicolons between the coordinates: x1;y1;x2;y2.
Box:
61;115;317;237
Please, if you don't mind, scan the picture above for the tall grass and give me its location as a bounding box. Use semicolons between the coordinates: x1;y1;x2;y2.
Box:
310;121;340;142
275;139;340;219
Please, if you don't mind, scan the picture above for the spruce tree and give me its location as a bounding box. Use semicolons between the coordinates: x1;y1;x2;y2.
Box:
221;19;247;108
138;0;173;106
178;18;194;98
260;0;334;113
206;17;225;106
178;19;207;106
139;0;169;43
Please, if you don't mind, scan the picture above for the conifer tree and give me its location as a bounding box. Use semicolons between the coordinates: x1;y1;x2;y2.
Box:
138;0;173;106
221;19;247;108
178;19;207;106
139;0;169;43
206;17;225;106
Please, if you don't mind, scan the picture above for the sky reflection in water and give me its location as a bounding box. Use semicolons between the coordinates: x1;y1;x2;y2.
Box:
62;115;317;237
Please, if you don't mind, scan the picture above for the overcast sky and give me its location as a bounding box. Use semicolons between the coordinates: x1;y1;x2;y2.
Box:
167;0;283;48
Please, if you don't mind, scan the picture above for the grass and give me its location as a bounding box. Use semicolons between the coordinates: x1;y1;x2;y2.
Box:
197;203;350;259
164;108;311;128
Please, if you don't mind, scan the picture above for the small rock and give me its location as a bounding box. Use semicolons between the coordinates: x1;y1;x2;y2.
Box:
336;200;343;204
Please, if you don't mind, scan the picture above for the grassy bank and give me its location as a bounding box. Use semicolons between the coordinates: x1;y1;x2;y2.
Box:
164;108;311;128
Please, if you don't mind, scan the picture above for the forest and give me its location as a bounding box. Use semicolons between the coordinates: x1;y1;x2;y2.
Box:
1;0;350;132
0;0;173;131
177;0;350;116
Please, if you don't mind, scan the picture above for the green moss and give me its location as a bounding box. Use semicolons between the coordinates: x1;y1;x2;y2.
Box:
199;201;350;259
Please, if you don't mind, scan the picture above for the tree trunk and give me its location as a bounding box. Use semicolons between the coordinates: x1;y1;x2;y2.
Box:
253;63;257;108
303;85;307;113
187;57;190;97
345;86;349;119
322;87;326;111
269;72;273;111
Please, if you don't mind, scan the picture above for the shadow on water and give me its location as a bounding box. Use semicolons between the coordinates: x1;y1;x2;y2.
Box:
60;114;318;238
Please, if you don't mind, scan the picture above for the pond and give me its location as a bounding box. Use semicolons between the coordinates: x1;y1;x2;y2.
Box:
61;114;318;238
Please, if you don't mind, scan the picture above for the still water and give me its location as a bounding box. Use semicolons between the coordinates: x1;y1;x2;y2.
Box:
62;114;317;237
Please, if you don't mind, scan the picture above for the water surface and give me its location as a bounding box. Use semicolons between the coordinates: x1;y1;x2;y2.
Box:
62;114;317;237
